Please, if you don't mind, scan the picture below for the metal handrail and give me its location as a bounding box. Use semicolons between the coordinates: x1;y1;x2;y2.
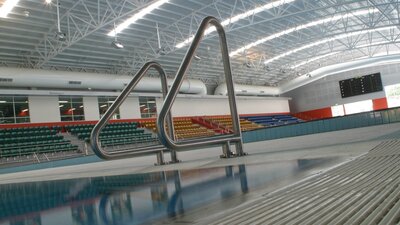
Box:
90;62;175;162
157;16;244;157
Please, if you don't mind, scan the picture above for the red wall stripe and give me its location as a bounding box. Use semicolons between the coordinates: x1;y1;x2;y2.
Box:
372;97;388;111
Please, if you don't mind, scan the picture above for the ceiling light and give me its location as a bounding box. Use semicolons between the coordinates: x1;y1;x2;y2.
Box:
264;26;395;64
111;22;124;49
22;109;29;112
100;104;107;108
156;22;166;55
230;8;379;57
56;31;66;41
111;40;124;49
0;101;6;103
59;105;64;108
55;0;66;42
290;40;400;69
58;100;68;103
175;0;295;49
194;54;201;60
0;0;20;18
45;0;52;3
108;0;169;36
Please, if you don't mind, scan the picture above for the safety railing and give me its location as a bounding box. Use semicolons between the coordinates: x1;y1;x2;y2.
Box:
157;16;245;158
90;62;176;165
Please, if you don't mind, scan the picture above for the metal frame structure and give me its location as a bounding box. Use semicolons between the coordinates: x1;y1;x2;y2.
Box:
2;0;400;90
157;16;245;158
90;61;176;164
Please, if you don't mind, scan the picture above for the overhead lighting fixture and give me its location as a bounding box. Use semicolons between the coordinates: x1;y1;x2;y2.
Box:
108;0;169;36
58;100;68;103
230;8;379;57
100;104;107;108
59;105;64;108
0;100;6;103
156;22;166;55
175;0;295;49
0;0;20;18
55;0;66;41
22;109;29;112
264;26;395;64
45;0;52;3
111;40;124;49
194;54;201;60
111;22;124;49
290;40;400;69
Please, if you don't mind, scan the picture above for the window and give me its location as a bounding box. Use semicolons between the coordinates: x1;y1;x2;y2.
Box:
344;100;373;115
59;96;85;121
98;97;120;119
385;83;400;108
0;96;29;124
331;105;345;117
139;97;157;118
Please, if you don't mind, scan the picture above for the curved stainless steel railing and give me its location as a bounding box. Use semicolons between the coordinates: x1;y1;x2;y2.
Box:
90;61;175;162
157;16;244;157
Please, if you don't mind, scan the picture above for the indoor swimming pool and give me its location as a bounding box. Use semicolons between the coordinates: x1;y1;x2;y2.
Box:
0;156;344;225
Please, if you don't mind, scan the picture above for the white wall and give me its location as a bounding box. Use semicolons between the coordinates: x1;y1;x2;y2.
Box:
28;96;60;123
83;96;99;120
120;97;141;119
157;96;290;117
285;62;400;113
15;93;289;123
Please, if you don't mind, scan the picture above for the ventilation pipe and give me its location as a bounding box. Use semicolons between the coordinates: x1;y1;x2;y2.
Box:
0;68;207;95
214;83;280;96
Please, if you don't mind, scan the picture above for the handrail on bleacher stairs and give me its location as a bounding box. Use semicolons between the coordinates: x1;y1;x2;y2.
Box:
90;62;176;165
157;16;246;158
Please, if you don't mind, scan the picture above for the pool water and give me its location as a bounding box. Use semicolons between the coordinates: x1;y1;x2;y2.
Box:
0;157;345;225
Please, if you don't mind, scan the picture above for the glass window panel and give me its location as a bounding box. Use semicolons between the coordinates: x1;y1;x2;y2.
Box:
0;103;14;118
0;96;13;103
0;96;29;124
15;103;29;117
139;97;157;118
16;117;30;123
385;83;400;108
331;105;345;117
344;100;373;115
0;118;14;124
13;96;28;102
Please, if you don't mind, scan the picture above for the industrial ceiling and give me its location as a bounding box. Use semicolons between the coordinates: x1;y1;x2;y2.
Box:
0;0;399;89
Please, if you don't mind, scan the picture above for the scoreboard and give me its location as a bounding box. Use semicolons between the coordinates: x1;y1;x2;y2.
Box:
339;73;383;98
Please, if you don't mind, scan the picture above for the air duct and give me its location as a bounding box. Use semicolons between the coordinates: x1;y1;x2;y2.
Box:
214;83;280;96
0;68;207;95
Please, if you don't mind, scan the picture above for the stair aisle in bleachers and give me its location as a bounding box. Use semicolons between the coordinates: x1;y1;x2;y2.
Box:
140;118;216;140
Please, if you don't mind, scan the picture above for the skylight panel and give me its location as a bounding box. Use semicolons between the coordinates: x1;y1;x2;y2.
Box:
175;0;295;49
107;0;169;36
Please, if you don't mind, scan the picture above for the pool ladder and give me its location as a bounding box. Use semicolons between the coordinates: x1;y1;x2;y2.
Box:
90;16;245;165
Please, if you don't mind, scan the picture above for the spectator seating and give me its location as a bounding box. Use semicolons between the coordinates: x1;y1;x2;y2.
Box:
66;122;157;147
242;115;303;127
140;118;215;140
0;126;78;158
